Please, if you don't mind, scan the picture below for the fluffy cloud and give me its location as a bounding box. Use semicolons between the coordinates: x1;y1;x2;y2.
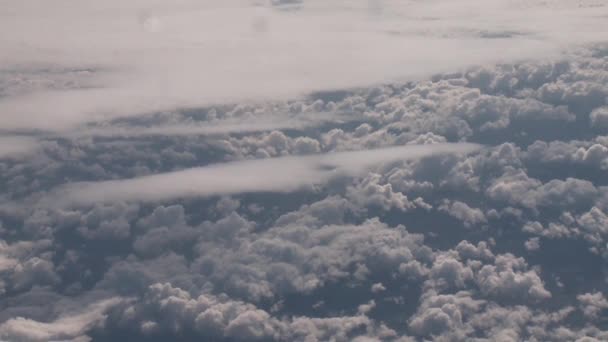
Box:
2;11;608;341
591;106;608;129
103;282;389;341
578;292;608;320
438;200;487;228
475;254;551;301
0;239;59;294
191;217;431;301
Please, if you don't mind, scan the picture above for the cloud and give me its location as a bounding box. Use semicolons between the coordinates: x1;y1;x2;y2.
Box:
45;143;480;205
408;287;576;341
61;111;355;139
475;254;551;301
105;282;380;341
578;292;608;320
0;136;39;159
438;200;487;228
3;21;608;342
0;239;59;294
590;106;608;129
0;297;123;342
148;214;431;302
408;290;485;337
1;0;608;132
346;172;421;212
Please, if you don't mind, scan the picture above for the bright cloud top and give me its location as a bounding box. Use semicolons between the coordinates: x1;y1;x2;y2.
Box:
0;298;123;342
47;142;480;205
1;0;607;132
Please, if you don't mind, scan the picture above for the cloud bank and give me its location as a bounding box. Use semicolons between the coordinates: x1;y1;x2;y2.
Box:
2;1;608;342
2;48;608;340
0;136;40;159
49;143;480;205
1;0;607;132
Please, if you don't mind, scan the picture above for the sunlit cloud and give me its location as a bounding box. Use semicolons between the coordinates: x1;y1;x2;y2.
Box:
1;0;606;132
45;142;481;205
0;298;124;342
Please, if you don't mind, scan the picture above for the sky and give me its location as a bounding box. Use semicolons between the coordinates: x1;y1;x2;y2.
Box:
1;0;608;341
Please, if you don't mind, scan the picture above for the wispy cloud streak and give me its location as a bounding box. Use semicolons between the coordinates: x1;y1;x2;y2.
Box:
63;112;355;138
46;143;481;205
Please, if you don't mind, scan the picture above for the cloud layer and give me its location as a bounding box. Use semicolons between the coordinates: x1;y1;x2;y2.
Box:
2;48;608;340
48;143;480;205
1;0;608;132
1;2;608;342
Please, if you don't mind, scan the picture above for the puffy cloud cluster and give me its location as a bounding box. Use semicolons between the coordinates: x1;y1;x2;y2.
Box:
438;200;487;228
2;36;608;341
408;290;584;342
190;216;431;301
591;106;608;129
104;282;385;342
0;239;58;295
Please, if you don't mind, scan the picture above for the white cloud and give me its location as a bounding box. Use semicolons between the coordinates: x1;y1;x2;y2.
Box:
578;292;608;320
438;200;487;228
0;297;123;342
63;111;353;139
1;0;607;132
475;254;551;301
110;282;379;341
3;20;608;342
591;106;608;129
45;143;479;205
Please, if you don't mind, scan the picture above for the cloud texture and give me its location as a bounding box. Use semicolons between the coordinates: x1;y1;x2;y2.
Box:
1;0;608;132
1;1;608;341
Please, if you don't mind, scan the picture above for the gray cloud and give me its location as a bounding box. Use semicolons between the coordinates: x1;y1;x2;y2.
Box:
1;23;608;342
0;297;123;342
1;1;608;133
0;136;40;159
44;143;479;206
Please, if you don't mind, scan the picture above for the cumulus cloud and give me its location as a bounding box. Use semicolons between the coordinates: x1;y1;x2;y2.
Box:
475;254;551;301
438;200;487;228
105;282;385;341
189;216;432;301
578;292;608;320
590;106;608;129
0;239;59;294
2;5;608;341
